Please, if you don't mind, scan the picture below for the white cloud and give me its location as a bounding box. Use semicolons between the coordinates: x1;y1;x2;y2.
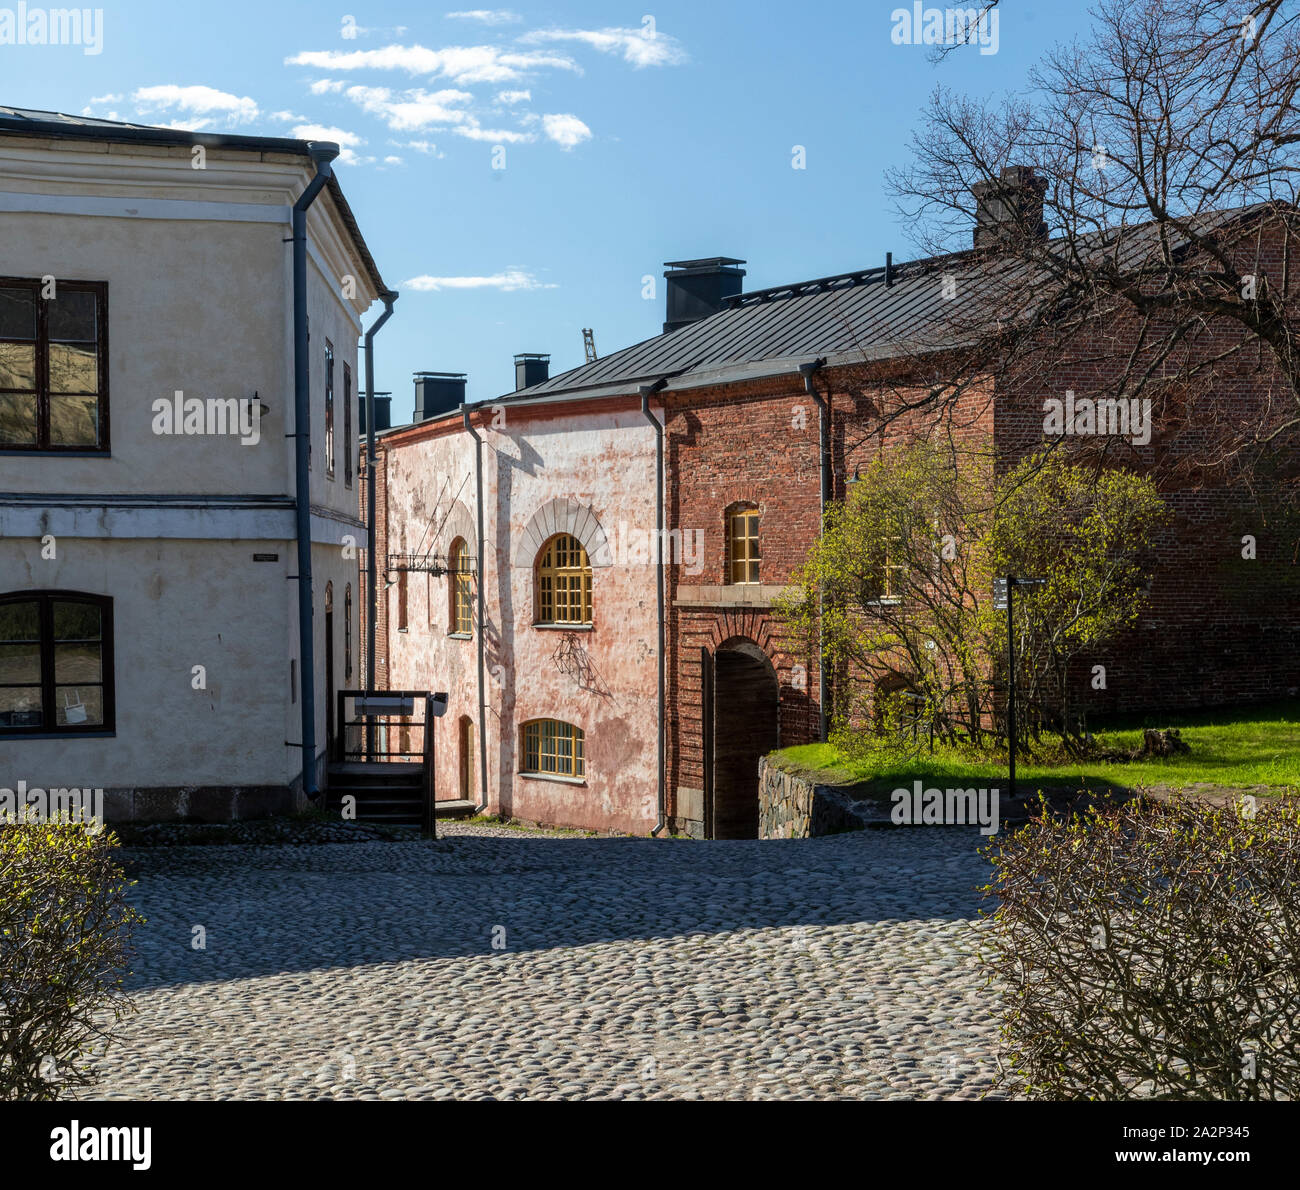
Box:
86;92;122;105
270;110;310;123
131;84;261;123
452;121;534;143
402;268;555;292
286;43;580;85
383;155;404;165
495;89;530;104
290;123;366;147
541;112;591;150
309;78;346;94
401;139;444;156
521;26;688;68
344;84;474;131
445;10;521;24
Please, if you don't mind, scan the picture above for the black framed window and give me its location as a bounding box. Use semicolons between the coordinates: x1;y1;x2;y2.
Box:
0;279;109;452
324;338;335;480
0;592;114;734
343;361;353;488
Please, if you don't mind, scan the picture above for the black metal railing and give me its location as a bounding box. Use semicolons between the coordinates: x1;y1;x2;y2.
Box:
333;689;439;835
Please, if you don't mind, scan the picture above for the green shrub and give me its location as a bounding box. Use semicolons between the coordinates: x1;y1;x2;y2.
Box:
981;797;1300;1100
1;822;142;1100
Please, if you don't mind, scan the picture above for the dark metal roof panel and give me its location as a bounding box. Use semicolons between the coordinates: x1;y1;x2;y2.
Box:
0;105;388;295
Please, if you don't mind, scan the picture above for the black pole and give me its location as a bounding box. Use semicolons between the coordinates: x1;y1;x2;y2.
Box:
1006;575;1016;801
364;291;398;760
291;143;338;801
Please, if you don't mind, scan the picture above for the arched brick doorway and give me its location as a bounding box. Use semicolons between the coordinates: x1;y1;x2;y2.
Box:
710;640;779;839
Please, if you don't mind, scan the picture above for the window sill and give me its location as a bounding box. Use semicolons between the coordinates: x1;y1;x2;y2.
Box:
448;632;473;640
519;772;587;786
0;730;116;740
532;622;593;631
397;628;409;634
0;449;110;457
866;597;903;607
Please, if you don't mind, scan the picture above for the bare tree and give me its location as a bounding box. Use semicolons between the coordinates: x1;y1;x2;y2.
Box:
863;0;1300;491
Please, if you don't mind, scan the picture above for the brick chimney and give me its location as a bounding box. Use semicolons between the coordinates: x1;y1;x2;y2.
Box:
972;166;1047;249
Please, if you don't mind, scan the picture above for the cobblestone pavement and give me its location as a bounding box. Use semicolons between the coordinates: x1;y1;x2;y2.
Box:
86;825;1003;1100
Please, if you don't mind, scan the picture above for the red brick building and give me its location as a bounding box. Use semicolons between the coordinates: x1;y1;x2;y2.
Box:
365;198;1300;838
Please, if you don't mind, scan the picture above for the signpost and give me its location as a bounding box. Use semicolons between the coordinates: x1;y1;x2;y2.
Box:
997;575;1044;800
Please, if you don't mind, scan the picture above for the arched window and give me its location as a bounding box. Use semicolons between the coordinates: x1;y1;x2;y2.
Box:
450;538;473;636
536;534;592;625
0;591;113;733
726;504;760;584
521;718;585;779
344;584;353;679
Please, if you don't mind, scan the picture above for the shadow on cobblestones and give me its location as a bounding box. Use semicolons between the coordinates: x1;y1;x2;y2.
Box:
118;828;993;989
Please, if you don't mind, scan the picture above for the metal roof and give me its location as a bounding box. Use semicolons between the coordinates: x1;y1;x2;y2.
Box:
0;105;388;294
509;201;1278;405
514;247;1020;401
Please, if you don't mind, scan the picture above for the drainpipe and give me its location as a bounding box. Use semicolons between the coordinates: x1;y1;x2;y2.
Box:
462;407;490;812
799;357;829;741
364;288;399;723
640;383;668;836
291;142;339;800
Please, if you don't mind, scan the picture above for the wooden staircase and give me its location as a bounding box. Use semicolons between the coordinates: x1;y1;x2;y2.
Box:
328;689;478;834
325;761;426;827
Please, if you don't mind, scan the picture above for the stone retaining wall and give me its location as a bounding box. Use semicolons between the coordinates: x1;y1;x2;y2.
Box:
758;757;880;838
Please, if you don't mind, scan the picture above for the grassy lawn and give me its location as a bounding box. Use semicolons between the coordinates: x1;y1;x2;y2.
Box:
773;700;1300;797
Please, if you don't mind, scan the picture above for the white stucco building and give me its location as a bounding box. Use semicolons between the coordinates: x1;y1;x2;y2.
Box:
0;107;388;819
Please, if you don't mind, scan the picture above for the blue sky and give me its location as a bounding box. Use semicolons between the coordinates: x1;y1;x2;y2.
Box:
3;1;1097;408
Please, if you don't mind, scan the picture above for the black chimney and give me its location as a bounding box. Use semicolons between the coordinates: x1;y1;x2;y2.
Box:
413;372;467;421
514;353;550;391
663;257;746;333
972;166;1047;249
358;390;392;433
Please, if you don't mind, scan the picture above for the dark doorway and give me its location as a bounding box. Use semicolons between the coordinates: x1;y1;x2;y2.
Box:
710;640;779;839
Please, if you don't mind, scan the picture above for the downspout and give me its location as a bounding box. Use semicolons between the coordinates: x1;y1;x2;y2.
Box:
462;407;490;812
640;383;668;836
291;141;339;800
799;357;829;741
365;288;399;714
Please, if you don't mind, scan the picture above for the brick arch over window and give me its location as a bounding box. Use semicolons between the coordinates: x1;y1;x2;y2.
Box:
441;500;477;567
512;497;612;568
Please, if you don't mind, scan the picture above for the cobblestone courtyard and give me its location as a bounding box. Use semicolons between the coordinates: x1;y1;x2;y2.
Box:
88;824;1003;1100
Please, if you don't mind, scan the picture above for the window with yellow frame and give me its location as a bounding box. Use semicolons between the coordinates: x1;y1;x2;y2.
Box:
536;534;592;624
727;506;760;584
450;539;473;635
521;718;585;778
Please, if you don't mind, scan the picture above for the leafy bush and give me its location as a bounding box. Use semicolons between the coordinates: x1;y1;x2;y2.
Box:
0;822;142;1100
780;441;1167;754
981;797;1300;1100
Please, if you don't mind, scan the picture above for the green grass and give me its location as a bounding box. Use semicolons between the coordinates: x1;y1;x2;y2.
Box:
773;700;1300;797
